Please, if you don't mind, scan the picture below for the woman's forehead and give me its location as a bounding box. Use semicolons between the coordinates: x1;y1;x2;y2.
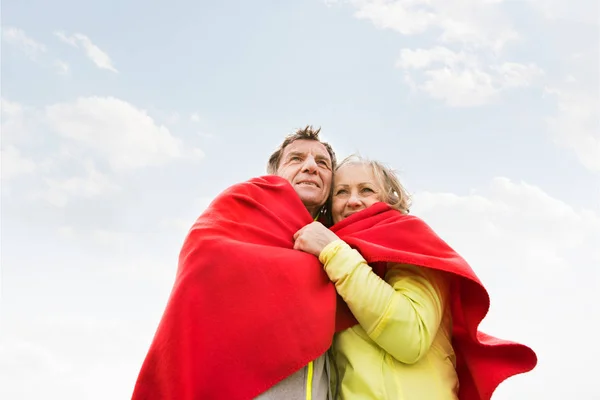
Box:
334;163;375;183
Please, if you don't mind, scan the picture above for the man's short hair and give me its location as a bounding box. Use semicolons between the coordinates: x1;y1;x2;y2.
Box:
267;125;337;174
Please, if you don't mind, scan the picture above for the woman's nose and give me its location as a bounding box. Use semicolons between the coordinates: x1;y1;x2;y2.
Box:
347;194;362;207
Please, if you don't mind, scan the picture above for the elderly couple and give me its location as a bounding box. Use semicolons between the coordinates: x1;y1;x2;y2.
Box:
132;126;537;400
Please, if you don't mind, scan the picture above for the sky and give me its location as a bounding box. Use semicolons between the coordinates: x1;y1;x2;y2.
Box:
1;0;598;399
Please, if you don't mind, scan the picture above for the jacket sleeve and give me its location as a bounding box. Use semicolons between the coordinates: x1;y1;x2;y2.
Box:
319;239;450;364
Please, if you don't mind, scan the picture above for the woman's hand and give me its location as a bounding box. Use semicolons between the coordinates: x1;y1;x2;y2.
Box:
293;221;340;257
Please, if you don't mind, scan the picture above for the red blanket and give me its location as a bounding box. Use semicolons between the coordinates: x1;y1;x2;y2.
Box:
328;201;538;399
132;175;536;400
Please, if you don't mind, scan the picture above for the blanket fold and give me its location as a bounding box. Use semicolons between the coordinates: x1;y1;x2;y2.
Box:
132;175;536;400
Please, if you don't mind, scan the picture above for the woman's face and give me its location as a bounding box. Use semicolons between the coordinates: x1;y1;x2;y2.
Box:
331;163;382;224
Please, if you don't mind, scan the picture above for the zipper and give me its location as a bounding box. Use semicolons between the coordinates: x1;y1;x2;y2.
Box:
306;214;318;400
306;360;314;400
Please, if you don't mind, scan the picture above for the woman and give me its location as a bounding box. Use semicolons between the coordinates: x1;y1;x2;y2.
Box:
293;154;459;399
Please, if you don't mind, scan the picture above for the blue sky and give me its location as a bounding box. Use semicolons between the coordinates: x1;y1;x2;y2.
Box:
2;1;599;399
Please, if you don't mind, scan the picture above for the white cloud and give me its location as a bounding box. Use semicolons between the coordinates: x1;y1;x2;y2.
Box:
34;159;119;207
2;27;47;60
333;1;543;106
412;177;599;398
53;60;70;75
161;217;194;233
91;229;133;247
354;1;437;36
54;31;118;73
527;0;599;24
0;338;71;376
45;96;203;171
538;43;599;173
1;98;24;116
1;100;39;181
160;196;215;236
1;98;29;142
492;62;545;88
350;0;518;50
0;336;75;399
166;112;181;125
396;46;474;70
0;145;37;180
545;86;600;172
57;226;77;239
397;47;543;107
1;315;155;400
2;27;71;75
190;112;201;123
2;96;204;206
418;66;498;107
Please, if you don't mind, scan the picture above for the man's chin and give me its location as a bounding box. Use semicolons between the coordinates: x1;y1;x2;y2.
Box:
297;194;326;213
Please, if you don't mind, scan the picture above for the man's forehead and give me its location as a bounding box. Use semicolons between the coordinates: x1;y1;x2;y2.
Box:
283;139;329;157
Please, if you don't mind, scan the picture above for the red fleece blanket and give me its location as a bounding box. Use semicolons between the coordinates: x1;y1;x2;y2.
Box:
132;175;536;400
328;201;538;399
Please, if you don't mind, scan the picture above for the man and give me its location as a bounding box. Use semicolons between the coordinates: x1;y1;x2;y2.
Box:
257;125;336;399
131;125;338;400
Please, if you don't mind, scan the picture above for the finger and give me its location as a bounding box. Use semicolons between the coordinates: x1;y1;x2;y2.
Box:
293;227;303;240
293;238;302;250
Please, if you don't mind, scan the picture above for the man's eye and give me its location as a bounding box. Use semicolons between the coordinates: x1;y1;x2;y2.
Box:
290;156;301;161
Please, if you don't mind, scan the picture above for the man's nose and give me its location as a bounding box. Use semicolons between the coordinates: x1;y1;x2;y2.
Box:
301;156;318;173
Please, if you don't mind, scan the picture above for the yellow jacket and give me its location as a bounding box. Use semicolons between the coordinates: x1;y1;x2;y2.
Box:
320;240;459;399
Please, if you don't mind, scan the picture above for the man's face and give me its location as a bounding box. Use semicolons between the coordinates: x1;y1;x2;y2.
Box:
276;139;333;217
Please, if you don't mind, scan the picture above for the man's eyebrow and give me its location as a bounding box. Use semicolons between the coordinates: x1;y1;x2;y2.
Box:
286;151;305;158
314;155;332;167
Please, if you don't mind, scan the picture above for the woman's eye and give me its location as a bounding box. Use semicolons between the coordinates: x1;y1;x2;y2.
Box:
361;187;374;193
335;189;348;195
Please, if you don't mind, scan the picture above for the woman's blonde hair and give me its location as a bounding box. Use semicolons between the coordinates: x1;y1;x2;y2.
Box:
335;154;411;214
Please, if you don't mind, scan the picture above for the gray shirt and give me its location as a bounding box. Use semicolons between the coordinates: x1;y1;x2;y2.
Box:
254;353;331;400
